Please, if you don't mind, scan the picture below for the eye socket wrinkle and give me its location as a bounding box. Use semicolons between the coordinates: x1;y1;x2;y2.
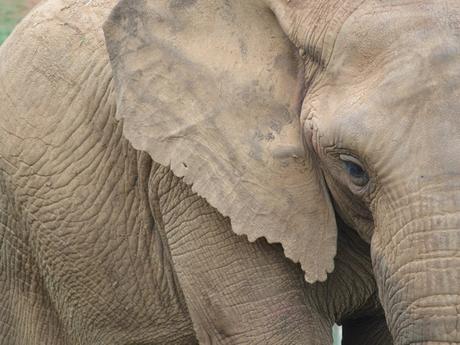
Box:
339;154;370;187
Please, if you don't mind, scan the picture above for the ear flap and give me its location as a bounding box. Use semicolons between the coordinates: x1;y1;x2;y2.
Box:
104;0;336;282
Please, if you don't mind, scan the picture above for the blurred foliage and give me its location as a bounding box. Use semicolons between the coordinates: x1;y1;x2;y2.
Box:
0;0;28;44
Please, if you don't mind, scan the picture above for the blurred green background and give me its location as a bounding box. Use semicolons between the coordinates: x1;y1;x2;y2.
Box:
0;0;343;343
0;0;38;44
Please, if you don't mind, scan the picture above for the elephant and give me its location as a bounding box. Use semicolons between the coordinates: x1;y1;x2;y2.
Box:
0;0;458;345
0;1;392;344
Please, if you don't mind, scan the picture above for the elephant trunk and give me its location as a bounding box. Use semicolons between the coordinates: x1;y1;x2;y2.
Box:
371;187;460;345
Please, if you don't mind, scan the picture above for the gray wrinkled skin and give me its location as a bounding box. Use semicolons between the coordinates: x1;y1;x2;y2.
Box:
1;0;459;345
0;1;389;344
104;0;460;342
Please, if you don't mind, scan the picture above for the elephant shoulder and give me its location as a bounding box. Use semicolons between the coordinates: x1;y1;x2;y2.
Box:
0;0;118;169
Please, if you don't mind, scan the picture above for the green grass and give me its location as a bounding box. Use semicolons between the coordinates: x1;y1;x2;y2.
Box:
0;0;27;44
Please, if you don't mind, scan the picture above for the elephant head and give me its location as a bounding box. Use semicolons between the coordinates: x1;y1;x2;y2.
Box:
104;0;460;344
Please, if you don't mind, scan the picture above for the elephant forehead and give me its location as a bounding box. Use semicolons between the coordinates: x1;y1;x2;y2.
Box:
309;53;460;151
303;2;460;179
308;1;460;126
324;0;460;75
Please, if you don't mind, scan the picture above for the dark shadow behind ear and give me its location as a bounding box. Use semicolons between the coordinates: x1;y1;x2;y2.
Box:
103;0;336;283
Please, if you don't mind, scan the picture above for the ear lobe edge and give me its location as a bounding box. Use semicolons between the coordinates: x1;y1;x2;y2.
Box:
103;0;338;285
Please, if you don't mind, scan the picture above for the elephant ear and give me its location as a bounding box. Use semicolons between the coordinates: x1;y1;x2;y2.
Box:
104;0;336;282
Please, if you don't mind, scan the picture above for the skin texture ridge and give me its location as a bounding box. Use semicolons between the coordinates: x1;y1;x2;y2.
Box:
0;1;195;344
103;0;460;344
6;0;460;344
0;0;393;344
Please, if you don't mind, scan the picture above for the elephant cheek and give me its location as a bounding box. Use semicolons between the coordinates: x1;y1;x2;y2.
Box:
370;202;460;345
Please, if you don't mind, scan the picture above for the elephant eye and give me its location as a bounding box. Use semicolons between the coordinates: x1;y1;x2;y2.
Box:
339;154;369;187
